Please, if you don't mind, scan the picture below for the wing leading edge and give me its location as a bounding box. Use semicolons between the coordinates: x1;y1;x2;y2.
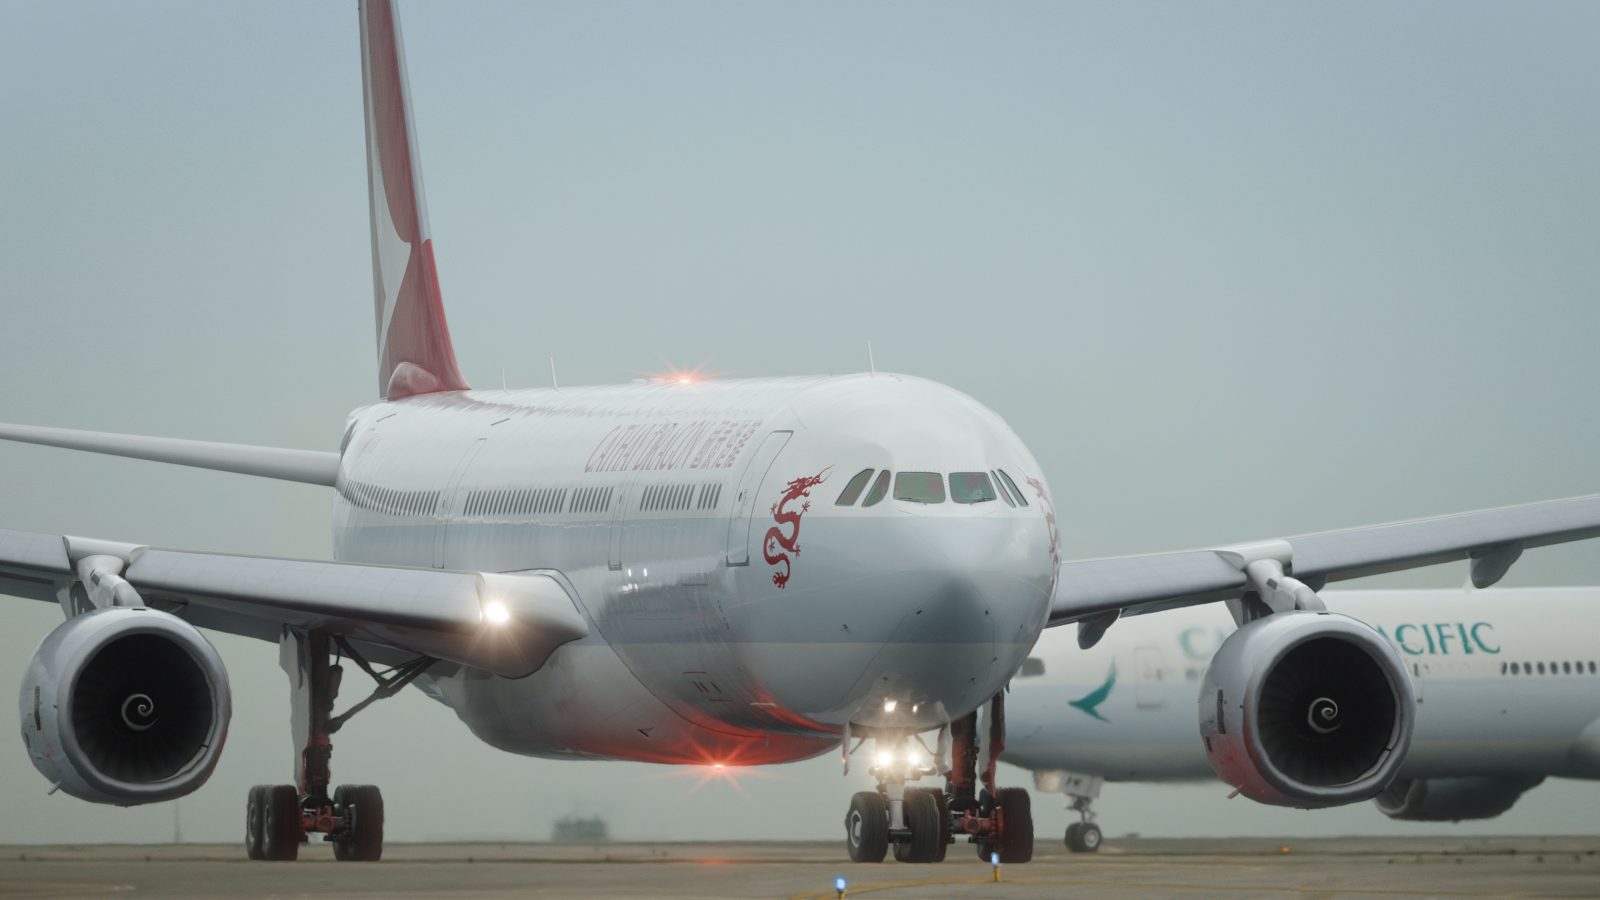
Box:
0;528;586;678
1051;492;1600;629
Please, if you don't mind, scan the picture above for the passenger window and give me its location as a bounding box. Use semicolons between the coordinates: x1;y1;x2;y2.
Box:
996;469;1029;506
835;469;875;506
949;472;998;504
1510;662;1519;674
894;472;946;504
990;470;1015;507
862;470;892;507
1591;662;1597;674
1564;661;1573;674
1537;662;1546;674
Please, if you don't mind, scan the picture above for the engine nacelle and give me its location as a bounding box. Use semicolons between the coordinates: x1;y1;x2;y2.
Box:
1199;611;1413;808
18;607;230;805
1375;776;1542;821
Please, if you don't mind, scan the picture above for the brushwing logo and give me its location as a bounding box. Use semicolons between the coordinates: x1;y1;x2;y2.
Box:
764;470;829;589
1068;662;1117;723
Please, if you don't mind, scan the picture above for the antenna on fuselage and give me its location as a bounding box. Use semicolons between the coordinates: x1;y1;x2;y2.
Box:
550;357;560;391
867;340;877;377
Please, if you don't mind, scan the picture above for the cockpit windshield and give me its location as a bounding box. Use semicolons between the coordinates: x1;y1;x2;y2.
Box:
949;472;997;504
893;472;946;504
833;468;1021;508
835;469;874;506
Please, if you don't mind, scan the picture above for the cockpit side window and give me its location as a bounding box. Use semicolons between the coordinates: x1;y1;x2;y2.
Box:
862;470;891;507
894;472;946;504
990;470;1016;507
949;472;997;504
835;468;875;506
996;469;1029;506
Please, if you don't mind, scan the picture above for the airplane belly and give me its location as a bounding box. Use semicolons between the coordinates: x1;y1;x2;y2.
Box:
433;637;832;766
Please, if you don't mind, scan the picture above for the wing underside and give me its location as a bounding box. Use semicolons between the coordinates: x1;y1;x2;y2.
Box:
0;528;587;678
1051;492;1600;628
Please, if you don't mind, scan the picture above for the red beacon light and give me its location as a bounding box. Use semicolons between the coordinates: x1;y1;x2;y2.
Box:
642;361;722;386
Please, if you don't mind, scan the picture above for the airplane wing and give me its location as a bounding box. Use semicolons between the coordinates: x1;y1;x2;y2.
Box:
0;528;586;678
1050;492;1600;639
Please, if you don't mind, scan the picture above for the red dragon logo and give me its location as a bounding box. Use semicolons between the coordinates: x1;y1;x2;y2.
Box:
1025;474;1061;571
763;469;829;589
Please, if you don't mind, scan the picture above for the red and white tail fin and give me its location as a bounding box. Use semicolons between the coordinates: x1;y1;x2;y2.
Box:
359;0;470;400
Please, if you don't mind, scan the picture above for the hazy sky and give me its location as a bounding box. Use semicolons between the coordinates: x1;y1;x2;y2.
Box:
1;0;1597;844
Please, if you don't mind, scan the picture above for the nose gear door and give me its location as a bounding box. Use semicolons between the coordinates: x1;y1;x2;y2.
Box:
725;430;792;565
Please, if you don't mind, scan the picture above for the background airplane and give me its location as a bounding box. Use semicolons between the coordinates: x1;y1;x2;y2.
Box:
1008;586;1600;851
2;0;1598;853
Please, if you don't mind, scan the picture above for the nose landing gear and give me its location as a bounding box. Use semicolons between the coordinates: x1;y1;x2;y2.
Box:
1035;770;1105;852
841;692;1032;864
949;693;1033;863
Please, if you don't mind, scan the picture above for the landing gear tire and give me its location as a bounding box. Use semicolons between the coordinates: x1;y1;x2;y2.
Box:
845;791;889;863
994;786;1033;864
261;785;302;861
927;790;950;863
1065;821;1102;853
245;785;269;860
893;790;947;864
332;784;385;862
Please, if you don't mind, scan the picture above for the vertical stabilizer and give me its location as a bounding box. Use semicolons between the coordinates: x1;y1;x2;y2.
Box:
360;0;470;400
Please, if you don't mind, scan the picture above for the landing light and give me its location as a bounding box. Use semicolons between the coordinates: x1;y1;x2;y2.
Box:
875;751;894;768
483;599;511;626
882;699;897;713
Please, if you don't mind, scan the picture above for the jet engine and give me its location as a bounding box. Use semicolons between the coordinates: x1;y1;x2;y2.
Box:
1375;776;1543;821
18;606;230;805
1198;611;1413;808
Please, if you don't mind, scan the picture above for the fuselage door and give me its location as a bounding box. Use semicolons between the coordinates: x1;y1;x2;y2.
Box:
434;438;486;569
725;430;792;565
608;485;629;571
1134;645;1166;710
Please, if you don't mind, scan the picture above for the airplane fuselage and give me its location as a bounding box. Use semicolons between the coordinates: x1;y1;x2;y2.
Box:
1006;588;1600;783
331;373;1057;765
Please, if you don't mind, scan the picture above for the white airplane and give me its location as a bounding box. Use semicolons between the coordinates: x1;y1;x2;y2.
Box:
1007;587;1600;852
5;0;1600;866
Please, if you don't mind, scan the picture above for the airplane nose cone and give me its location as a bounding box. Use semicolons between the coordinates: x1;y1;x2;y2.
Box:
736;511;1053;729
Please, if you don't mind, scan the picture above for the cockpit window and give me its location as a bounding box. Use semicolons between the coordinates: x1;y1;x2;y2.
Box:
894;472;946;504
991;470;1015;507
949;472;997;504
996;469;1029;507
862;470;891;507
835;469;875;506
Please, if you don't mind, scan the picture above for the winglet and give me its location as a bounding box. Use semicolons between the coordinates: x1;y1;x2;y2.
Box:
359;0;470;400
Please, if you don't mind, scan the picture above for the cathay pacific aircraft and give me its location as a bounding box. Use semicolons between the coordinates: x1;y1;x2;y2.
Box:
1007;587;1600;852
6;0;1600;866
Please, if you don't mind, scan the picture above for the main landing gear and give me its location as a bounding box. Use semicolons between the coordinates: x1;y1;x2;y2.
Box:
246;629;432;862
843;692;1033;865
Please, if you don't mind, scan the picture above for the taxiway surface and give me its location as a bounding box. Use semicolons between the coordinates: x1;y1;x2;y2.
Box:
0;836;1595;898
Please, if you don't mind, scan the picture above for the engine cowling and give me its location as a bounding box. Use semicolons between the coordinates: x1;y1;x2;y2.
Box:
18;607;230;805
1198;611;1413;808
1375;776;1543;821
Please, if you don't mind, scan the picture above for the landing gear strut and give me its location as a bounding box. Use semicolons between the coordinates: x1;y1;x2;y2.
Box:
245;629;430;862
841;692;1032;865
1036;770;1104;853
